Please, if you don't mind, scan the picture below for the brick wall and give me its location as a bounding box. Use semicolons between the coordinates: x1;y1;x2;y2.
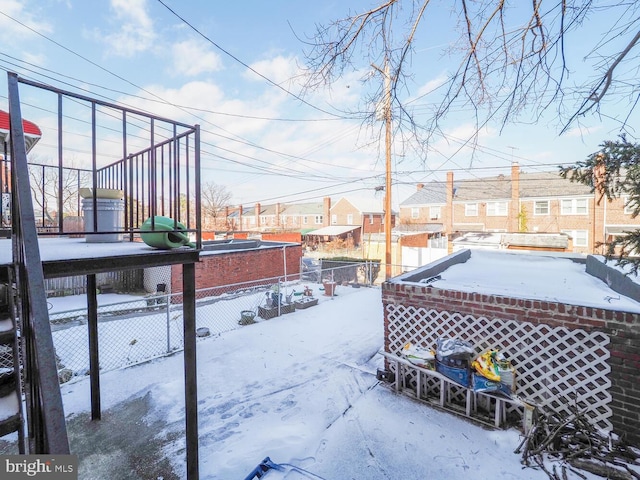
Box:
262;232;302;243
382;281;640;446
363;214;385;234
171;244;302;292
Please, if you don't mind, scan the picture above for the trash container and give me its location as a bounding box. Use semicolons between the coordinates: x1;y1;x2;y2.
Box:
82;197;124;243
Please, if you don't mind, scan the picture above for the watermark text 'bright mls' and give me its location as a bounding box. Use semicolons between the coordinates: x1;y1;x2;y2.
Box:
1;455;77;479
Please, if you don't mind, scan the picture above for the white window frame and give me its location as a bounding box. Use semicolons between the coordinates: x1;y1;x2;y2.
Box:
411;207;419;219
302;216;308;225
561;198;588;215
347;214;354;225
534;200;550;215
562;229;588;247
429;206;442;221
623;195;634;215
369;214;374;224
315;215;323;224
331;214;337;225
465;203;478;217
486;201;508;216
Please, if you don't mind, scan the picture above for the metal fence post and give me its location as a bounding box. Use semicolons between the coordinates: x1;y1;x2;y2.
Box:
166;293;171;353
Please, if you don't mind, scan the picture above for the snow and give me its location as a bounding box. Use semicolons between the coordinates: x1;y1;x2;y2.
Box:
395;249;640;313
0;237;191;264
49;285;604;480
2;246;637;478
47;293;146;314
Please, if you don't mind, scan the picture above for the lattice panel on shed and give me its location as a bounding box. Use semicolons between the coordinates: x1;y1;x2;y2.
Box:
386;304;612;431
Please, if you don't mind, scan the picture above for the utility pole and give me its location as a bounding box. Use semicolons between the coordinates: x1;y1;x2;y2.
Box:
373;59;393;280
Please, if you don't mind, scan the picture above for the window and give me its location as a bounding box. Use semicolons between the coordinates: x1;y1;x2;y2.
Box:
561;198;588;215
315;215;323;224
302;216;308;225
486;201;508;216
331;214;337;225
411;207;419;219
347;214;353;225
429;206;441;220
534;200;549;215
624;196;634;215
260;215;267;224
369;214;374;224
465;203;478;216
562;229;588;247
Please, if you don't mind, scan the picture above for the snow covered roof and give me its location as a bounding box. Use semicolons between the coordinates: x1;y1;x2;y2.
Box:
392;249;640;313
400;170;593;206
305;225;359;236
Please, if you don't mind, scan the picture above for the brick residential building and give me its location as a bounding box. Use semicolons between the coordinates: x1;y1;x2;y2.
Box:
222;199;330;233
329;197;396;234
399;163;640;254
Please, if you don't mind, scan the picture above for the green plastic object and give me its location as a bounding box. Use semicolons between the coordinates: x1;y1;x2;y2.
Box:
140;216;195;249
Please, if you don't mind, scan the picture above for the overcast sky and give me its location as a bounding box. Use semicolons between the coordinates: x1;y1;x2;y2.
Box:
1;0;637;208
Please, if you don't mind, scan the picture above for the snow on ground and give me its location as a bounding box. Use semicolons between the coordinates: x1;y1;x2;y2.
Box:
52;285;605;480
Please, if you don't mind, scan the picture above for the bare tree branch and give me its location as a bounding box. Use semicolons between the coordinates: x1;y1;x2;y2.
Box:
301;0;640;165
201;181;232;229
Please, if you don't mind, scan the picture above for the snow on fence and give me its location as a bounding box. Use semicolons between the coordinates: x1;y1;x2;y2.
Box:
49;264;365;383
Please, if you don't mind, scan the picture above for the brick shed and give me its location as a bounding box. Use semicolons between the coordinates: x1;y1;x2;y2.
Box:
382;249;640;446
169;239;302;292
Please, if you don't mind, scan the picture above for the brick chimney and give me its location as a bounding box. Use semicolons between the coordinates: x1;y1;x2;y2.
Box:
255;203;261;228
510;163;520;232
238;205;243;229
323;197;331;226
275;203;281;227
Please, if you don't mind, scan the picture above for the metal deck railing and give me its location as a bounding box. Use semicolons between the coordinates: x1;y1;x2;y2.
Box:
2;75;202;248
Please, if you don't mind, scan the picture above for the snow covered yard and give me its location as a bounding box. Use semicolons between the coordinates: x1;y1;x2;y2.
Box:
3;284;630;479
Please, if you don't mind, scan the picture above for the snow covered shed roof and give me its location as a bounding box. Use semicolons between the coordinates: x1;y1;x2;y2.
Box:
390;249;640;313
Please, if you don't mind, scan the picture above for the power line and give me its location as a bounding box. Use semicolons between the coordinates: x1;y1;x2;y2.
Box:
155;0;348;120
0;51;340;123
0;15;359;173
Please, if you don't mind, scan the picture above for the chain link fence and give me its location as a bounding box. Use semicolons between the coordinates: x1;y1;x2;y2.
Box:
50;261;379;384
